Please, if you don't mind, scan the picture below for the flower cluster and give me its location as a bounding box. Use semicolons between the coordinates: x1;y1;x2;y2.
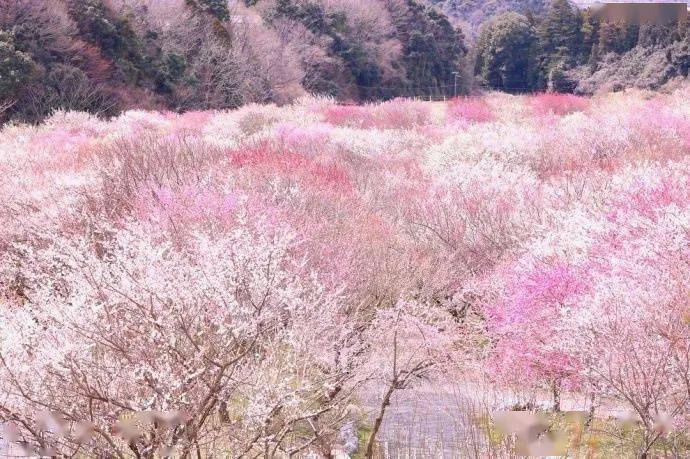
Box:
1;89;689;455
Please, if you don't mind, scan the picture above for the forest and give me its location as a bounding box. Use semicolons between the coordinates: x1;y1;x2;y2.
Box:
0;0;466;123
3;0;690;124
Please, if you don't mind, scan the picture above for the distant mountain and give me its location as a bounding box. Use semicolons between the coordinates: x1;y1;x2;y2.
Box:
426;0;690;35
424;0;550;34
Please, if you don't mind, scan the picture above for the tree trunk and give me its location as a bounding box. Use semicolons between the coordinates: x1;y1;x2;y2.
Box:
552;381;561;413
585;393;596;428
364;381;397;458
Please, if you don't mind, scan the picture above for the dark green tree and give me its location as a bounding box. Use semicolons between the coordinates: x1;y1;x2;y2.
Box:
266;0;371;97
579;8;599;64
668;40;690;78
193;0;230;21
475;12;537;92
536;0;582;82
598;20;640;54
548;60;576;92
67;0;179;96
598;20;623;53
0;30;35;102
390;0;468;98
67;0;139;61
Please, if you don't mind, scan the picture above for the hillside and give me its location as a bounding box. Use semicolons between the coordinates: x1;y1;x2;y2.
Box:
469;0;690;94
425;0;549;33
3;0;690;124
0;0;467;124
429;0;690;34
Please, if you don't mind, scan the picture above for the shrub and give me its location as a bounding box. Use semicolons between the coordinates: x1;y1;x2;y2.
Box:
547;62;577;93
322;99;430;129
448;97;494;123
531;92;590;116
19;64;118;121
322;104;374;128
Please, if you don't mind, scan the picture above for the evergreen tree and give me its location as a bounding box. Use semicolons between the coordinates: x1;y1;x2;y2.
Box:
396;1;467;98
579;8;599;65
668;34;690;78
475;12;537;92
536;0;582;74
587;42;599;71
0;30;35;102
548;60;576;92
266;0;384;98
195;0;230;21
598;20;639;54
67;0;140;62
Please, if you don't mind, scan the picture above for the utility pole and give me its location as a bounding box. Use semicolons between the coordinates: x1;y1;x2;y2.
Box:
452;71;459;99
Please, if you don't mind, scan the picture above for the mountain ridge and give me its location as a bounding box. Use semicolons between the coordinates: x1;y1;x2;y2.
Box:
427;0;690;34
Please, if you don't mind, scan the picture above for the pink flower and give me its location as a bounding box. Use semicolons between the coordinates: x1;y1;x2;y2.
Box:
448;97;494;123
531;93;589;117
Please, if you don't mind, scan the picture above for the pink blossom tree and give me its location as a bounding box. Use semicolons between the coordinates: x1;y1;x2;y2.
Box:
0;220;368;456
